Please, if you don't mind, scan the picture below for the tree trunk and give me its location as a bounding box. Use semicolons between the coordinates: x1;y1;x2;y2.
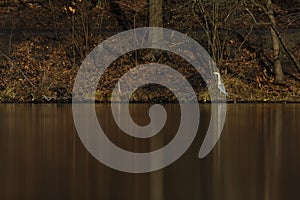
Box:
148;0;163;58
149;0;163;43
149;0;163;27
149;3;164;198
266;0;284;82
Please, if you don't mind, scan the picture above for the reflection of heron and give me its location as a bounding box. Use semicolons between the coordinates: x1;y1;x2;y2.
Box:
213;72;228;96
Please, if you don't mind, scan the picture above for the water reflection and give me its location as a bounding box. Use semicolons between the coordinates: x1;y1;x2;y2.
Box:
0;104;299;200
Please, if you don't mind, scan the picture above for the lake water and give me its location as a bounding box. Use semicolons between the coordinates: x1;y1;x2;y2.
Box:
0;104;299;200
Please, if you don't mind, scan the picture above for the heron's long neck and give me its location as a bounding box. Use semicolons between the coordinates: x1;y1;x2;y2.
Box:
214;73;221;85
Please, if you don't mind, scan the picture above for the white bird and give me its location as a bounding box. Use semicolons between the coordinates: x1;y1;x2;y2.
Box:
117;81;121;93
213;72;228;96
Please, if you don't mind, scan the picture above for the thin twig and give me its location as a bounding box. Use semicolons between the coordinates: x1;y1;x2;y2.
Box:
0;74;6;87
8;23;16;55
246;8;258;24
270;25;300;73
72;15;76;66
1;52;37;89
236;8;258;51
249;0;267;13
224;1;241;23
48;0;59;40
238;25;254;52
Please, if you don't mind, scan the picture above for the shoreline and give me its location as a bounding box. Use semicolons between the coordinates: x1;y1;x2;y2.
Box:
1;100;300;104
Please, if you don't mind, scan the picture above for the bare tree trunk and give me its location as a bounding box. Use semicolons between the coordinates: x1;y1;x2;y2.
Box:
149;0;163;27
149;0;163;43
149;3;164;198
266;0;284;82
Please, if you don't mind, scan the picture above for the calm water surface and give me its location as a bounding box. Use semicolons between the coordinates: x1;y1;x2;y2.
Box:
0;104;299;200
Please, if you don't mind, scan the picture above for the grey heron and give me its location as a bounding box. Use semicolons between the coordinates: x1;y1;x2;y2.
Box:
213;72;228;96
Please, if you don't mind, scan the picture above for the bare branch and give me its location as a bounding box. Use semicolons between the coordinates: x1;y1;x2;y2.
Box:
270;25;300;73
1;52;37;89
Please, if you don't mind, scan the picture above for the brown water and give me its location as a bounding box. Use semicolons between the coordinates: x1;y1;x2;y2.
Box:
0;104;299;200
